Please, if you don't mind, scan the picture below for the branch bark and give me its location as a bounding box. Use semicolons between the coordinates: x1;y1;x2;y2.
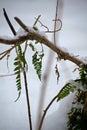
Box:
38;94;58;130
0;17;85;67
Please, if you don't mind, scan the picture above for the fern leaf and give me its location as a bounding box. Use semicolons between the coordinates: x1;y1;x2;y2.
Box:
57;83;76;101
14;56;21;101
79;65;87;85
32;51;44;80
14;91;21;102
14;45;27;101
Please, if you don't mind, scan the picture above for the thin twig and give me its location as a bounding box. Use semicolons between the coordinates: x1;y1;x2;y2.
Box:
23;47;33;130
33;15;41;26
37;18;62;33
23;70;32;130
38;94;58;130
0;46;15;60
0;73;15;77
37;20;49;32
3;8;16;35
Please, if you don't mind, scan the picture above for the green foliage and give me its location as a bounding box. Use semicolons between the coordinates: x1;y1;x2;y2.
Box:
79;65;87;85
14;56;21;102
29;39;44;81
67;91;86;130
67;107;83;130
57;65;87;102
14;45;27;101
66;66;87;130
56;65;87;129
57;83;76;101
14;39;44;101
33;26;38;32
32;51;44;80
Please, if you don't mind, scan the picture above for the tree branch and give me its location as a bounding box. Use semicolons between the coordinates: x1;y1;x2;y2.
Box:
38;93;58;130
3;8;16;35
0;17;85;67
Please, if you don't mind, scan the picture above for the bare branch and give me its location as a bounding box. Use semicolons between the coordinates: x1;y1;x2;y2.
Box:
3;8;16;35
0;73;15;77
38;93;58;130
37;20;49;32
36;18;62;33
0;46;14;60
0;17;85;66
33;15;41;26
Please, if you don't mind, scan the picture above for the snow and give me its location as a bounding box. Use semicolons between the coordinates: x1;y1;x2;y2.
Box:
59;46;68;53
73;102;83;109
16;27;28;37
69;80;87;92
80;56;87;64
0;0;87;130
0;35;12;40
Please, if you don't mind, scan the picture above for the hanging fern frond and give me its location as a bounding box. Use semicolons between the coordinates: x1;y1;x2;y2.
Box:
32;51;44;80
57;82;76;101
14;56;21;102
14;45;27;101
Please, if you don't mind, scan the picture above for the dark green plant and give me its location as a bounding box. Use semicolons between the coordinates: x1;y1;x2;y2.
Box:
67;66;87;130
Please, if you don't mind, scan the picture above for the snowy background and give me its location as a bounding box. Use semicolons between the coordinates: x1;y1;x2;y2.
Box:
0;0;87;130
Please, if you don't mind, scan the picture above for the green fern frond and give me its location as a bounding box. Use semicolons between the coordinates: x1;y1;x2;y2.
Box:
14;91;21;102
14;56;21;101
57;83;76;101
14;45;27;101
32;51;44;80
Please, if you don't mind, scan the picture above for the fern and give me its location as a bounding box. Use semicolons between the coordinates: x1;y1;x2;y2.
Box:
79;65;87;85
32;51;44;80
57;82;76;101
14;45;27;101
66;66;87;130
14;56;21;102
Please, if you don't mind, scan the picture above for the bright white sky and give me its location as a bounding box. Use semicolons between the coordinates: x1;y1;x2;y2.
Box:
0;0;87;130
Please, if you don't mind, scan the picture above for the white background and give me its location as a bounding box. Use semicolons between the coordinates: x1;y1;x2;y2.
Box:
0;0;87;130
